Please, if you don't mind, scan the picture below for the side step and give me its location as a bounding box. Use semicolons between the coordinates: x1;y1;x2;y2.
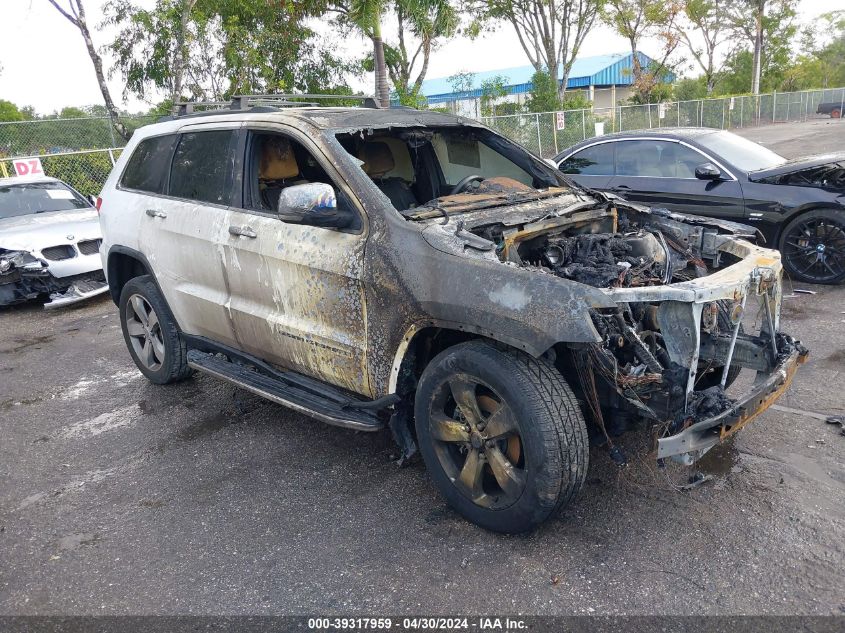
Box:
187;350;384;432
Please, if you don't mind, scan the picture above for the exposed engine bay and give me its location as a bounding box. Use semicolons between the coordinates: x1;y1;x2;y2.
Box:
408;179;808;463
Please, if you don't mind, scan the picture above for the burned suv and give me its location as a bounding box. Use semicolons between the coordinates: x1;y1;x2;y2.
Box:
99;97;807;533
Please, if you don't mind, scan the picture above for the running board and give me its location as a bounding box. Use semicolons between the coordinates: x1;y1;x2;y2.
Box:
186;350;384;432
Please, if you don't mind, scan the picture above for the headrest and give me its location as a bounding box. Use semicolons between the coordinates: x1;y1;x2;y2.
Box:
260;137;299;180
359;142;395;178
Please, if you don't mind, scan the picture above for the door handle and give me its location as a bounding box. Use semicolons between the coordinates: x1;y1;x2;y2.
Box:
145;208;167;218
612;185;631;191
228;225;257;238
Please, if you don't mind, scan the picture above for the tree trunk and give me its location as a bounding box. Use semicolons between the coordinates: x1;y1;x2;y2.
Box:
372;21;390;108
77;7;129;140
47;0;129;141
171;0;196;104
751;3;763;94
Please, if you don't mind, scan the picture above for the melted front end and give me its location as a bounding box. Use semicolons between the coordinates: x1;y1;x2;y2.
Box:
460;198;809;464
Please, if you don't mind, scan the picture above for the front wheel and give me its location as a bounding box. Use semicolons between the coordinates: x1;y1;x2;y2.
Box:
779;209;845;284
414;341;588;533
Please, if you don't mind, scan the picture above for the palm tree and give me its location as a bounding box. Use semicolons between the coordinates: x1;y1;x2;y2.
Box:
349;0;391;107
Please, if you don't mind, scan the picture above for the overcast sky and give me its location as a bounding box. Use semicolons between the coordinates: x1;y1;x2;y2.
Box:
0;0;833;115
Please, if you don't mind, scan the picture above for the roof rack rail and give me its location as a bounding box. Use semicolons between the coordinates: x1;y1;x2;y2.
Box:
172;101;229;116
229;94;380;110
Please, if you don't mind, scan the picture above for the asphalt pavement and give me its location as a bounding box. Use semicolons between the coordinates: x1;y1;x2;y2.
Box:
1;119;844;616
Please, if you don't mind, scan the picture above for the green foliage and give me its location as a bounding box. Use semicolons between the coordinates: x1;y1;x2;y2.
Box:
479;75;509;116
0;100;28;122
674;76;708;101
561;91;592;110
105;0;354;101
448;71;475;95
524;69;561;113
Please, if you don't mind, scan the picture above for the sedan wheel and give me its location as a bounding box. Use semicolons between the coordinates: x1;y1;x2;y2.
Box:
780;210;845;284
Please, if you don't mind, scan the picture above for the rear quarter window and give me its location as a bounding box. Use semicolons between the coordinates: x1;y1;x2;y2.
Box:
168;130;236;205
120;134;177;193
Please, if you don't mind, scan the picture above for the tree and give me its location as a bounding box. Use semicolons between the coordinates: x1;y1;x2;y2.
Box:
107;0;354;104
729;0;796;94
602;0;683;102
383;0;458;104
0;100;28;122
474;0;604;101
46;0;129;140
479;75;509;116
525;69;562;112
677;0;737;95
347;0;391;107
104;0;201;104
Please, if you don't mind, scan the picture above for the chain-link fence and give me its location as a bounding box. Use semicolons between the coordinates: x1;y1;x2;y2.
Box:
0;148;123;197
482;86;845;158
1;87;843;192
0;115;156;158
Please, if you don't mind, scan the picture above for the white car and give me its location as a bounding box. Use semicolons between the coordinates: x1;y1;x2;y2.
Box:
0;175;108;308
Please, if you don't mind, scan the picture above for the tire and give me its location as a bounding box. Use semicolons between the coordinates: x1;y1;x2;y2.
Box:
832;108;841;119
119;275;191;384
414;341;588;533
778;208;845;285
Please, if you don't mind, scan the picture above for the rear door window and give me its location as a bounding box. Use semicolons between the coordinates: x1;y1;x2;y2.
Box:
560;143;614;175
168;130;236;205
120;134;177;193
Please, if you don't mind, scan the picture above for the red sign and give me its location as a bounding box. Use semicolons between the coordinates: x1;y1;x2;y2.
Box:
12;157;44;177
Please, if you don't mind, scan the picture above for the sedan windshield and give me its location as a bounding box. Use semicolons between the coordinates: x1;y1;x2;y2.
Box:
0;181;90;219
697;131;786;172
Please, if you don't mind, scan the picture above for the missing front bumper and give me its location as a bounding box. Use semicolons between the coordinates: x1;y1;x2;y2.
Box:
657;338;809;463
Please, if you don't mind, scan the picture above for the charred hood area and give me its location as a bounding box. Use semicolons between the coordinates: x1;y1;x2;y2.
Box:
406;181;806;461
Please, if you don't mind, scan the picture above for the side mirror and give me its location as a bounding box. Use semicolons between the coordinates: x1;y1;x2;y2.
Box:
695;163;722;181
277;183;352;229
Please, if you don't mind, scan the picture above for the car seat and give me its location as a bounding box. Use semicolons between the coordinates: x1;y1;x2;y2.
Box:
359;141;418;211
259;137;304;210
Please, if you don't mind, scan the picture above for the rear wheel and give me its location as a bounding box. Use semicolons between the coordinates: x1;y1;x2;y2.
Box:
119;275;191;384
779;209;845;284
414;341;588;533
831;108;841;119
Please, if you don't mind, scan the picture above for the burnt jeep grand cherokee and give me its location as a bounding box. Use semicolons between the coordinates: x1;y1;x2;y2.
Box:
99;96;807;533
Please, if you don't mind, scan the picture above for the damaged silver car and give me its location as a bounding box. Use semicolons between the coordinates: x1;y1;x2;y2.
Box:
99;97;807;533
0;175;108;308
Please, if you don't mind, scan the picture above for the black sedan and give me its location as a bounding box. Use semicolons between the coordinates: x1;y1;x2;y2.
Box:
555;128;845;284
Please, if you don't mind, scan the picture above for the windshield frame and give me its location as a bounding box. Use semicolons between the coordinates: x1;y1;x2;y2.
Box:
696;131;787;173
0;180;91;220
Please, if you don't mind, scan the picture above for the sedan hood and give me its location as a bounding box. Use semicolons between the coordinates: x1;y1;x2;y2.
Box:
748;152;845;184
0;208;100;252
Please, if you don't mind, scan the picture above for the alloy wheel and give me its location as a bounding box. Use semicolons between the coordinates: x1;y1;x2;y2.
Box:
427;375;526;510
124;294;166;371
782;217;845;283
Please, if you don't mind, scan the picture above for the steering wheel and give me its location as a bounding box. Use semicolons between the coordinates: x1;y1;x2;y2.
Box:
449;174;484;195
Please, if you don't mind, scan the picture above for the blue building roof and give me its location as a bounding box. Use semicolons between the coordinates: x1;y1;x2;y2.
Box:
420;52;671;103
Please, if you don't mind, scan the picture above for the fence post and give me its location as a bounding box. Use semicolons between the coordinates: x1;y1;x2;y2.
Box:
677;102;681;127
722;100;726;129
107;149;116;166
786;95;790;121
648;104;652;128
699;100;703;126
535;113;542;156
581;109;586;140
552;112;559;155
772;92;776;122
740;98;744;127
